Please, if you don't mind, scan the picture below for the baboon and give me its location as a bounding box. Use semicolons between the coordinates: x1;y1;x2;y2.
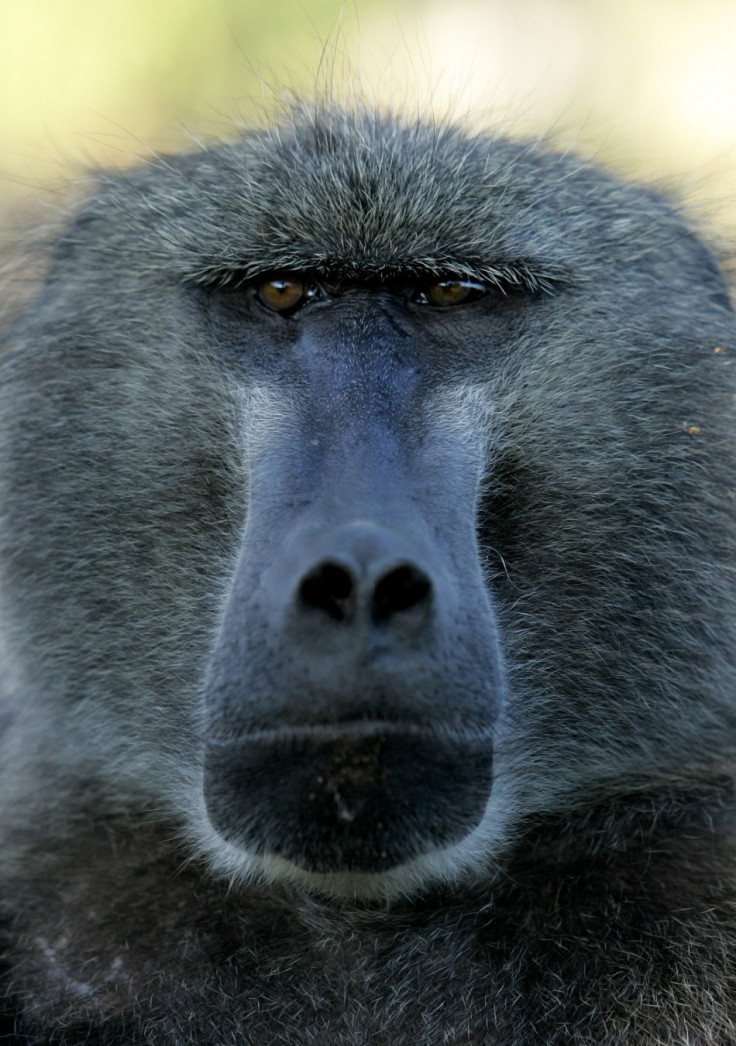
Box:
1;104;736;1044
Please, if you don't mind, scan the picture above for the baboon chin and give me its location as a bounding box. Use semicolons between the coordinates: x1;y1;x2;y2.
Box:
1;104;736;1044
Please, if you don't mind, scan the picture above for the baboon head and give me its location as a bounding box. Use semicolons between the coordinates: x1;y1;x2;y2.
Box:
1;107;734;900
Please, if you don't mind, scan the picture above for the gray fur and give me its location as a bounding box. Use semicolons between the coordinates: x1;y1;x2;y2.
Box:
1;105;736;1043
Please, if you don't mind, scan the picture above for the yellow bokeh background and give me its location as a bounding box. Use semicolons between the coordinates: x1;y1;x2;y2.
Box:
1;0;734;218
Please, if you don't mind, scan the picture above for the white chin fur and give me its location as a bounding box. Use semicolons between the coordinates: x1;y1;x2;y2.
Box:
190;792;512;902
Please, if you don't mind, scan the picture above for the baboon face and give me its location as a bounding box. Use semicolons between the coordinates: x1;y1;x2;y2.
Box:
1;109;734;899
202;272;508;876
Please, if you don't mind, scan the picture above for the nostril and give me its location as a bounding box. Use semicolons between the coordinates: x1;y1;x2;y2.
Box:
371;564;432;623
298;562;355;622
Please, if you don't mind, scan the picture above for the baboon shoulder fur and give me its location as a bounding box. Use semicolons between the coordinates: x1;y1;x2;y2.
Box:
1;106;736;1044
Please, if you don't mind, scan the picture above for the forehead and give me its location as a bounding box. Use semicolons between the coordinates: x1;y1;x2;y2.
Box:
90;108;663;288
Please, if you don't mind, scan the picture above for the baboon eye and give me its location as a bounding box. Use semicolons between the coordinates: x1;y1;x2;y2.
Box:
415;280;487;307
256;277;311;313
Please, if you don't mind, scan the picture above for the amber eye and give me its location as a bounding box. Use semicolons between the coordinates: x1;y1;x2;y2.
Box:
256;277;308;313
418;280;486;307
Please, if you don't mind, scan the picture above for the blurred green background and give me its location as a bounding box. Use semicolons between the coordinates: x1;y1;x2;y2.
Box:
1;0;734;218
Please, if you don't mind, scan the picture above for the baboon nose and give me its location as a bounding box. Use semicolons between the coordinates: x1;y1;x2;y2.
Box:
298;560;356;622
371;563;433;622
296;545;433;627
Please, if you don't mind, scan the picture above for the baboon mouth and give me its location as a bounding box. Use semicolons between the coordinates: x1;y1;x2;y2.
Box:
206;721;495;745
203;722;494;873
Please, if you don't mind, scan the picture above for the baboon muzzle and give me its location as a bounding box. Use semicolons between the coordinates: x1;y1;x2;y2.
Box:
203;360;503;874
203;482;503;874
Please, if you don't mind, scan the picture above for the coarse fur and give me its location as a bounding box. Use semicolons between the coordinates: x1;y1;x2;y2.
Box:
1;104;736;1043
